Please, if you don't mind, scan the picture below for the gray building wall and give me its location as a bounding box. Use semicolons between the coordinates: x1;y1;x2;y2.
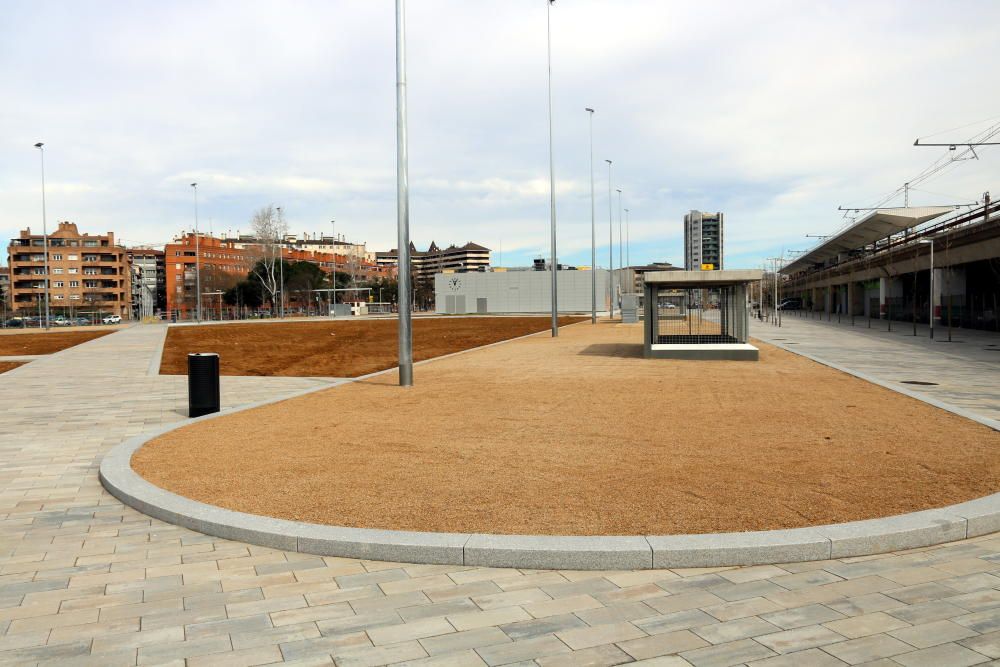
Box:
435;270;610;314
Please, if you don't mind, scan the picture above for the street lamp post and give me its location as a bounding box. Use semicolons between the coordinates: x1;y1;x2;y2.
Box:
546;0;558;337
396;0;413;386
586;107;595;324
33;143;50;330
625;208;630;268
330;219;336;316
605;159;614;318
276;206;285;318
190;183;202;322
616;188;623;304
919;238;935;339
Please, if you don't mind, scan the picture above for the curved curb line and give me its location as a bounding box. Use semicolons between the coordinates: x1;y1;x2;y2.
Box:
101;423;1000;569
100;323;1000;570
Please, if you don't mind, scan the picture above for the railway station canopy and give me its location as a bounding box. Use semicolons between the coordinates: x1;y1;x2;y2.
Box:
782;206;954;275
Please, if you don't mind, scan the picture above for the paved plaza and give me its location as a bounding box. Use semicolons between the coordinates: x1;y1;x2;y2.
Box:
1;325;1000;665
752;315;1000;424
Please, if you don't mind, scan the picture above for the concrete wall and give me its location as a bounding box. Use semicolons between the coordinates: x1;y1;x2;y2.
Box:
435;270;610;314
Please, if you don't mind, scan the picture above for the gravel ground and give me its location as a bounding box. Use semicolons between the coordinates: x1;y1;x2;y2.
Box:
135;320;1000;535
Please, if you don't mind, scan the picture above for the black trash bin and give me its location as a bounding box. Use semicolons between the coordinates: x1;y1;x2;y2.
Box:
187;353;220;418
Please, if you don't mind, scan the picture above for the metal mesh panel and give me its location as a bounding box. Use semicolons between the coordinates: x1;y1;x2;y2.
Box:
653;287;739;344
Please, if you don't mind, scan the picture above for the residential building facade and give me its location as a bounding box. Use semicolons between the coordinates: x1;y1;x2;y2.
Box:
128;248;166;318
6;222;131;319
164;233;388;318
377;242;491;282
684;211;724;270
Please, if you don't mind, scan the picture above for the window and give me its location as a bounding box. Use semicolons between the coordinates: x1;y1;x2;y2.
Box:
53;281;64;288
68;254;78;261
84;281;98;288
54;295;65;300
53;268;64;274
69;294;81;300
84;240;98;247
68;268;78;274
175;263;182;270
83;268;98;275
69;281;80;288
51;254;62;260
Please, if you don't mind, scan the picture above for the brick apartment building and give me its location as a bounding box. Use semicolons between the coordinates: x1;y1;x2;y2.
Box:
6;222;131;319
164;233;389;318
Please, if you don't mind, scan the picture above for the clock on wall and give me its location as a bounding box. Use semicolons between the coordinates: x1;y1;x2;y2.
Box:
448;276;463;291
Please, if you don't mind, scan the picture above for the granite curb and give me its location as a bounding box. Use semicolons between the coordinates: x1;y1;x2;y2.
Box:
100;322;1000;570
101;421;1000;568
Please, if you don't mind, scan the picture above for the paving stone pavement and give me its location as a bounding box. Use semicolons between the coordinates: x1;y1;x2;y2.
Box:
2;324;1000;666
751;315;1000;423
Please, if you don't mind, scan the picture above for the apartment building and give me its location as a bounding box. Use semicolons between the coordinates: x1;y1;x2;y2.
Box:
0;267;9;308
684;210;724;271
163;232;388;317
6;222;131;318
128;248;166;318
376;242;491;282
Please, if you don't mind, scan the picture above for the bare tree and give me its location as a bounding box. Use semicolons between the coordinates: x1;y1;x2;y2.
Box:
249;205;288;310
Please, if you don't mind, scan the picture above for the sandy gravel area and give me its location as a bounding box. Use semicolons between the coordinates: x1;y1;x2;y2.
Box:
135;321;1000;535
159;316;585;377
0;330;111;356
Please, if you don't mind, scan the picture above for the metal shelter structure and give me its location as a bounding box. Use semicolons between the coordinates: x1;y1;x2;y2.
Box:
642;269;763;361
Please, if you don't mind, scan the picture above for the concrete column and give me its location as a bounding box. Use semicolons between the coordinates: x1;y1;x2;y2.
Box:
847;281;856;316
879;277;888;319
824;286;832;314
934;266;966;327
811;287;819;312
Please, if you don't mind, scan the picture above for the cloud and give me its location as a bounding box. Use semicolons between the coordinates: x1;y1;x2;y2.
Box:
1;0;998;270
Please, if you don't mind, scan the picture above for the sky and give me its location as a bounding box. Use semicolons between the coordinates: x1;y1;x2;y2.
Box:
1;0;998;271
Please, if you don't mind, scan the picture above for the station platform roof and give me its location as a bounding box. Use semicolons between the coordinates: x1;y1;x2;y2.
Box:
781;206;954;275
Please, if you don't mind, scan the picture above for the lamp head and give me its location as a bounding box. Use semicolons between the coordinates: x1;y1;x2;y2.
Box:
34;142;43;149
585;107;594;113
605;159;612;165
190;182;197;188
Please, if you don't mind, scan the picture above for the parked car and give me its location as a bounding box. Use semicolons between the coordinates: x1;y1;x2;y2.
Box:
52;316;72;327
75;316;92;326
102;314;122;325
777;298;802;311
3;318;25;328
